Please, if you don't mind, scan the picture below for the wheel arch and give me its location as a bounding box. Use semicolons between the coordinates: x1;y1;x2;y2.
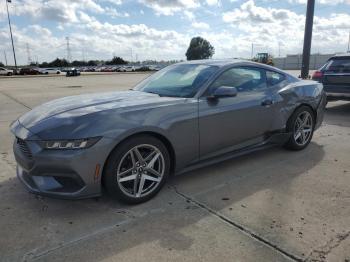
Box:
286;103;317;131
101;131;176;186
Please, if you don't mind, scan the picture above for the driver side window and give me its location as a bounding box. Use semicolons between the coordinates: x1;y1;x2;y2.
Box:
209;67;267;94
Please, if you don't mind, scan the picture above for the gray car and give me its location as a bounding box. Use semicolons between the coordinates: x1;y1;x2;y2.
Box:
11;60;327;204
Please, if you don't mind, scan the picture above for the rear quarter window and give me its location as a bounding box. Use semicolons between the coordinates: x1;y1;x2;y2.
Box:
266;70;286;87
326;58;350;73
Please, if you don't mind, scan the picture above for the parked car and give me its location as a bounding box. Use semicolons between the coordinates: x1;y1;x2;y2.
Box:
136;66;151;72
122;66;135;72
39;68;61;74
19;68;41;75
10;60;326;204
312;53;350;101
0;67;13;76
66;68;81;77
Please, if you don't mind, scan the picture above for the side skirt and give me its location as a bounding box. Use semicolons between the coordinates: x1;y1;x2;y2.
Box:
176;132;291;176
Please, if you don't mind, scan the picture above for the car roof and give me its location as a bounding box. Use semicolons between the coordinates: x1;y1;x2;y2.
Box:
178;59;294;78
179;59;245;67
330;53;350;59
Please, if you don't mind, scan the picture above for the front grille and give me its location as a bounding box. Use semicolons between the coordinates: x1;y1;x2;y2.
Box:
17;138;33;159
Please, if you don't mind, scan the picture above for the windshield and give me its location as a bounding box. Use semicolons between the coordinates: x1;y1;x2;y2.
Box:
134;64;219;98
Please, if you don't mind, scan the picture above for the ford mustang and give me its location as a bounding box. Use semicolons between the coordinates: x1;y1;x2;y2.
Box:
11;60;326;203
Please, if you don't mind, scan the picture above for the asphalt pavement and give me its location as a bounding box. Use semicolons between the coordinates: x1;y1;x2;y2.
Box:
0;73;349;262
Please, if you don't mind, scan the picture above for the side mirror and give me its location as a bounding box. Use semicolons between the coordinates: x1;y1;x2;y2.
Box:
209;86;237;99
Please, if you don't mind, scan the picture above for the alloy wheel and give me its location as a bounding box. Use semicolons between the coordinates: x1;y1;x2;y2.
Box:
116;144;165;198
293;111;313;146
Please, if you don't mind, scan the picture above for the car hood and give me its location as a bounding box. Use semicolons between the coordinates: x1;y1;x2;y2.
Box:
19;91;184;129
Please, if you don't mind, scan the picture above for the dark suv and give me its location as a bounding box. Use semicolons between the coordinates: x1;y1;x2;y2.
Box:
312;54;350;101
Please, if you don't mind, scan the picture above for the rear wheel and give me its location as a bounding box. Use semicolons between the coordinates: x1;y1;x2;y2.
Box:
284;106;315;150
103;135;170;204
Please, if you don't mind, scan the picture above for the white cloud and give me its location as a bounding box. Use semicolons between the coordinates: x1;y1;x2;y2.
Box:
1;0;105;23
139;0;200;15
222;0;350;56
1;0;349;65
102;0;123;5
289;0;350;4
183;10;195;20
206;0;221;6
105;7;130;18
191;21;210;30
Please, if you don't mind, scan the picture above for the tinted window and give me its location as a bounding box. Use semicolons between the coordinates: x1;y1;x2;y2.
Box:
210;67;266;93
266;71;286;87
326;58;350;73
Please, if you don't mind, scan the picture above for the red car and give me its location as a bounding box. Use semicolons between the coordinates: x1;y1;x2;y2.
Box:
19;68;41;75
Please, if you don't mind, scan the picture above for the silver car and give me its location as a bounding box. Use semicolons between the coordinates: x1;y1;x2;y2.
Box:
11;60;326;203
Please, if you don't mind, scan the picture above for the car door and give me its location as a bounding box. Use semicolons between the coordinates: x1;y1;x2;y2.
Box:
0;68;5;75
198;66;276;159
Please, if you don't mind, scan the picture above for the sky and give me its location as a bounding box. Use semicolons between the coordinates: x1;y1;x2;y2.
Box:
0;0;350;65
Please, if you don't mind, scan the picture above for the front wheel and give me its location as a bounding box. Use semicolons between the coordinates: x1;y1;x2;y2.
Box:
284;106;315;150
103;135;170;204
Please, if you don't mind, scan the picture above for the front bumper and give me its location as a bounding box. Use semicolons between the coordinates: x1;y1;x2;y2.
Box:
11;121;115;199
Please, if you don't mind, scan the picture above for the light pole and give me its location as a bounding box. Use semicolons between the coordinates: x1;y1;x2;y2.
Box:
301;0;315;79
6;0;18;70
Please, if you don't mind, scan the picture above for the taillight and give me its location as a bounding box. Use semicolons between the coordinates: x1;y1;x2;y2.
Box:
312;70;323;79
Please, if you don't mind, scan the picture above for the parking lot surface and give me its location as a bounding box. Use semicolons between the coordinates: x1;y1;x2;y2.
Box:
0;74;349;262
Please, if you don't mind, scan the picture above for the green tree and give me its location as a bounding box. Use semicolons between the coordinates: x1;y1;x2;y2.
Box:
39;58;69;68
87;60;98;66
0;61;4;67
185;37;215;60
71;60;88;66
106;56;128;65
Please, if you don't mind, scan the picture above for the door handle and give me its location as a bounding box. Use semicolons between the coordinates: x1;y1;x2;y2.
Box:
261;99;273;106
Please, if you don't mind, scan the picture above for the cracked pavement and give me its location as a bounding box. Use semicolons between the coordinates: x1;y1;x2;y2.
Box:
0;73;349;262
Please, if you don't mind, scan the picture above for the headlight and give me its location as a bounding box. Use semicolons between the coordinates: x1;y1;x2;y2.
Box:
40;137;101;150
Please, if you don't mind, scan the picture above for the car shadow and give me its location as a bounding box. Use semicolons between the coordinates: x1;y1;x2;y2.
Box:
0;142;325;261
324;101;350;127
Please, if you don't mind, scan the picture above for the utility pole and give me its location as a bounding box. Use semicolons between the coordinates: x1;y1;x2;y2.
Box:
3;50;8;66
251;43;254;59
301;0;315;79
26;43;32;65
5;0;17;69
347;31;350;53
278;42;281;57
66;36;72;62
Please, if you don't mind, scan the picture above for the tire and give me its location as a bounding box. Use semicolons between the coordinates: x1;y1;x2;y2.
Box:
7;72;12;76
103;135;171;204
284;106;315;151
